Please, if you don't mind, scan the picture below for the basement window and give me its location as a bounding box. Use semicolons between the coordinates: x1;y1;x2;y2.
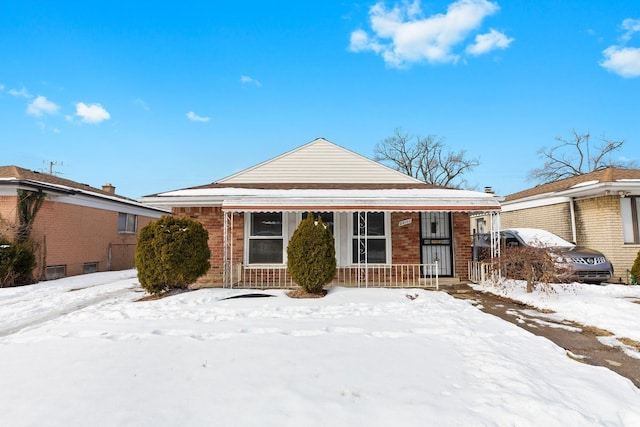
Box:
83;262;98;274
46;265;66;280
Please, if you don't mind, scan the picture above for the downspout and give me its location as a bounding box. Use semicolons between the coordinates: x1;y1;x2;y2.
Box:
569;198;577;244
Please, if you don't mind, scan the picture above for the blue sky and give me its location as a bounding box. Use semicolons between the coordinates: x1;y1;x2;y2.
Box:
2;1;639;198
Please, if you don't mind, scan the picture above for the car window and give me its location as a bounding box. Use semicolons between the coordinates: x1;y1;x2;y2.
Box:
503;232;520;248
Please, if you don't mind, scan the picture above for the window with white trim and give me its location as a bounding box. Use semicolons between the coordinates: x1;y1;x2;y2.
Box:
621;197;640;243
248;212;283;264
118;213;137;233
352;212;387;264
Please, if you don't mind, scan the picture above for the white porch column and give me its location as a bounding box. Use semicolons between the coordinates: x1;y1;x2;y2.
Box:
222;211;235;288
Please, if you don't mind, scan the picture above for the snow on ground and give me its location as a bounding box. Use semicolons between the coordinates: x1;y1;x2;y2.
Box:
473;280;640;358
1;271;640;426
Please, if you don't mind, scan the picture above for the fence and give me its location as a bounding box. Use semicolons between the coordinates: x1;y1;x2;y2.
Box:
230;263;439;289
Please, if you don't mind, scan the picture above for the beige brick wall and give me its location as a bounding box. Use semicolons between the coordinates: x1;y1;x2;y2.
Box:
501;203;573;241
501;196;638;283
574;195;637;283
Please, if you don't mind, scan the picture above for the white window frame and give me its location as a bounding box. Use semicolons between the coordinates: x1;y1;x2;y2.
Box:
621;197;640;244
245;212;287;266
349;212;391;265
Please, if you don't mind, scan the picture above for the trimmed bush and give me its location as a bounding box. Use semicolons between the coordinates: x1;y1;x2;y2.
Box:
287;213;336;294
135;215;211;295
631;250;640;285
0;238;36;287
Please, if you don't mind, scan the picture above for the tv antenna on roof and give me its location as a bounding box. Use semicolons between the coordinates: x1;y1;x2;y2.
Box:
42;161;63;176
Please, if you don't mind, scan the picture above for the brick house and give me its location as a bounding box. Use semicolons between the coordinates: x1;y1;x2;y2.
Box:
141;138;500;288
500;167;640;283
0;165;167;281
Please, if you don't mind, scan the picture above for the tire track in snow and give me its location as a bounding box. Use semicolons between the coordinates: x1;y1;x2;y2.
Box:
0;286;137;337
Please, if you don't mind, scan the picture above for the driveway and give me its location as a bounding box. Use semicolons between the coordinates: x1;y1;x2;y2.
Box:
447;285;640;389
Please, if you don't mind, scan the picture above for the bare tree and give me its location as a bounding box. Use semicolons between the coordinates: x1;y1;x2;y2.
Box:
374;128;479;188
528;129;636;184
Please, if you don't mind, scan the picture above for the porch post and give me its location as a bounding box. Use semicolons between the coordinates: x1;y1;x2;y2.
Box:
357;211;368;288
489;211;501;259
223;211;229;288
489;211;501;281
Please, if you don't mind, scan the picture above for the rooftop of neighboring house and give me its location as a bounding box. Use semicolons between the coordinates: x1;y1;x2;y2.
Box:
0;165;167;213
504;167;640;202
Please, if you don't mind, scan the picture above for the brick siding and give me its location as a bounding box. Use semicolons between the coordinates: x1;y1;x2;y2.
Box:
186;209;472;287
501;203;573;241
500;196;636;283
23;200;157;279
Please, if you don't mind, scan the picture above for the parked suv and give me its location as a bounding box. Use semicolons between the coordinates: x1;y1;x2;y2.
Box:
472;228;613;284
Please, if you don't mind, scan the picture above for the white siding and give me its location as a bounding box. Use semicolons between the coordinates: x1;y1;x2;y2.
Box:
219;138;422;184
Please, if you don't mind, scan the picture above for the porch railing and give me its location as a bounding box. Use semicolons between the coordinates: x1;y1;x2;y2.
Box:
468;261;496;286
230;263;439;290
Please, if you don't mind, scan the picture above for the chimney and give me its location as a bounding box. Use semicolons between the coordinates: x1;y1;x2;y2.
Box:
102;183;116;194
484;186;495;194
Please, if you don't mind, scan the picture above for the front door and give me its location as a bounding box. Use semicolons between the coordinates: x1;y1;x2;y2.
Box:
420;212;453;276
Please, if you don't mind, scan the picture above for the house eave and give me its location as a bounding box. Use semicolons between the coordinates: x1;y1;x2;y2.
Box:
140;187;501;213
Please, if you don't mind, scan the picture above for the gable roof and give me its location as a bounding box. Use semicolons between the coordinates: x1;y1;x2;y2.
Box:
504;167;640;202
217;137;425;185
140;138;500;212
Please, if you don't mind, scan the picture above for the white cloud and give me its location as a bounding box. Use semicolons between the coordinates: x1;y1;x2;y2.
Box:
349;0;510;67
186;111;210;122
621;18;640;42
0;84;4;91
466;28;514;55
9;87;32;98
27;95;59;116
240;75;262;87
600;18;640;78
75;102;111;124
600;46;640;77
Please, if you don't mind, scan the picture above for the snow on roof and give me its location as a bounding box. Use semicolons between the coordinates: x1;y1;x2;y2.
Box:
570;180;599;188
150;187;501;212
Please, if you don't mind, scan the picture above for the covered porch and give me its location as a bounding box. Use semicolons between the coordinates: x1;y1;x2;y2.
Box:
220;188;500;290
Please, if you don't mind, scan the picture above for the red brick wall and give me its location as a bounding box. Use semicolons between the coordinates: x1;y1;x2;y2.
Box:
173;207;244;286
452;212;472;279
391;212;421;264
0;195;19;238
177;208;473;285
28;200;157;279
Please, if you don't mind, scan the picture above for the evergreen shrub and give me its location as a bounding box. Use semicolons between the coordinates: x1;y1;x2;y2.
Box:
0;238;36;287
135;215;210;295
287;213;336;294
631;250;640;285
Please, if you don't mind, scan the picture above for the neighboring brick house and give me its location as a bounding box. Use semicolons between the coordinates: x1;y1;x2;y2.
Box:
141;138;500;288
0;166;167;281
500;168;640;284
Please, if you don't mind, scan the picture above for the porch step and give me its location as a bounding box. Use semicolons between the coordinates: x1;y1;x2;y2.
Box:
440;283;474;295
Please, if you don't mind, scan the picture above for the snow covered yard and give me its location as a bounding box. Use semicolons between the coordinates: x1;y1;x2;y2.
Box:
473;280;640;359
1;271;639;426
